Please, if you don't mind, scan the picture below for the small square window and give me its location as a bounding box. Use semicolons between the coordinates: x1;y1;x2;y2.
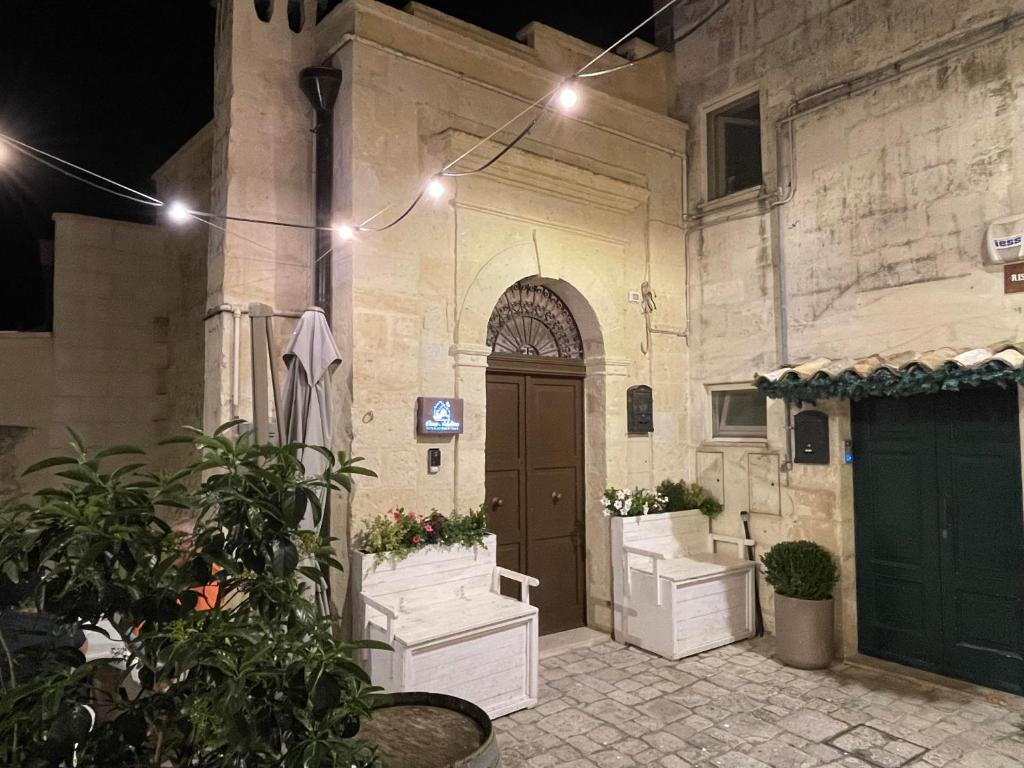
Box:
712;388;767;439
707;93;763;200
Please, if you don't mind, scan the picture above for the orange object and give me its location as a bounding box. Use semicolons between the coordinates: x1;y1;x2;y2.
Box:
192;565;222;611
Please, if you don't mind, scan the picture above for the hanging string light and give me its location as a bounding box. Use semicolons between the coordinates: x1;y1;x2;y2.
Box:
425;177;447;199
557;81;580;110
166;200;193;224
0;0;682;240
334;222;356;241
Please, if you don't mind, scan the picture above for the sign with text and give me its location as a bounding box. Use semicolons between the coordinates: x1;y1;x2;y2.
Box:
416;397;464;435
1004;262;1024;293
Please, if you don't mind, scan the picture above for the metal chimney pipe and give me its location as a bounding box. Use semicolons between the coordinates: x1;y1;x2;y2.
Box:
299;66;344;324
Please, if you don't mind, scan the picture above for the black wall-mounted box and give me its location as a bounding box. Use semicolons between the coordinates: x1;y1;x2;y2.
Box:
627;385;654;434
793;410;829;464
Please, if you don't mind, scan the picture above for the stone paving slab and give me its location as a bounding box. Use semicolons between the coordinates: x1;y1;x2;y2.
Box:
495;638;1024;768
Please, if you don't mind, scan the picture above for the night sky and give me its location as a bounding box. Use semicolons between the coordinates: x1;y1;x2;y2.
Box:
0;0;657;330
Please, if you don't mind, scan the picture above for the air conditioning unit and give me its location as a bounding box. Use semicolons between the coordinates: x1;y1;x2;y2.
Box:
985;213;1024;265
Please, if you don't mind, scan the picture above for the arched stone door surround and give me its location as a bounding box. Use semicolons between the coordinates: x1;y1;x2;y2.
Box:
452;240;628;631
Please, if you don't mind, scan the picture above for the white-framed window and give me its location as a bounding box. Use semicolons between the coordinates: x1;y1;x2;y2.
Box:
706;91;763;200
709;385;767;439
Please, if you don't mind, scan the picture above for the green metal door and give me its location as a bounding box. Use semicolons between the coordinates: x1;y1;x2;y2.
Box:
853;387;1024;694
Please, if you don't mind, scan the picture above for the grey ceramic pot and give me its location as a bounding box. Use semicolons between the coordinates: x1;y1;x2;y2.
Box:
774;594;834;669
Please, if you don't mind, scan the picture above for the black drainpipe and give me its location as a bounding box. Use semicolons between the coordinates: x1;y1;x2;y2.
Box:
299;67;343;324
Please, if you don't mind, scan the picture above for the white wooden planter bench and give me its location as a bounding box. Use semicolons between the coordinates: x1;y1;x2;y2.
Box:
611;509;756;660
351;534;539;719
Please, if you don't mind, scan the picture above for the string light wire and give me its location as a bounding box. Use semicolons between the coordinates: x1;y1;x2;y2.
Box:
578;0;730;79
576;0;681;76
0;0;688;237
0;133;164;206
0;136;165;207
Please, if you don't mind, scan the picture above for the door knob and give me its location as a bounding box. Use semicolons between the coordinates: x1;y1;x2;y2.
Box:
491;496;504;509
552;491;562;503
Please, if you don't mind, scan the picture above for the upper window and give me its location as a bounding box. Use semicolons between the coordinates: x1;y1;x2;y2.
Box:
707;93;763;200
711;388;767;439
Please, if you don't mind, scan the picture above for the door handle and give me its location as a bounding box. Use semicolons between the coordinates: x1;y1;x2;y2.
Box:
491;496;504;510
551;491;562;503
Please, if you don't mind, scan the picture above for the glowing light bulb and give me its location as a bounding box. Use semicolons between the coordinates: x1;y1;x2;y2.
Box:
0;141;9;166
334;223;356;240
557;84;579;110
166;200;191;224
426;177;446;199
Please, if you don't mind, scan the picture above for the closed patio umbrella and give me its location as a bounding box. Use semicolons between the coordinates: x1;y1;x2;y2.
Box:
281;307;342;612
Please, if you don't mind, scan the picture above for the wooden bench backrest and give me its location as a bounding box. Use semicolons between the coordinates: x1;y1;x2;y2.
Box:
618;509;710;566
352;534;497;607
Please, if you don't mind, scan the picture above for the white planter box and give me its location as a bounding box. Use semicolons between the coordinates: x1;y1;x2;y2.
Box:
351;534;539;719
611;509;756;660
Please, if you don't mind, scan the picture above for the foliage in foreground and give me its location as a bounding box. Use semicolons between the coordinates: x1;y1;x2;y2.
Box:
761;540;839;601
360;505;488;563
0;422;384;768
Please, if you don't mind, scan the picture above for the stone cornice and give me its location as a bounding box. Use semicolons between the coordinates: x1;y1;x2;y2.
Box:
315;0;687;156
444;130;648;216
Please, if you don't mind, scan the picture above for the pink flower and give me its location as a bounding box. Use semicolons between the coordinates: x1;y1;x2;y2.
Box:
424;524;433;533
412;535;422;545
392;511;402;522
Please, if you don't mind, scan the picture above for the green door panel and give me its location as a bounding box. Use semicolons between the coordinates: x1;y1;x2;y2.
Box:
853;396;943;672
853;387;1024;695
936;389;1024;694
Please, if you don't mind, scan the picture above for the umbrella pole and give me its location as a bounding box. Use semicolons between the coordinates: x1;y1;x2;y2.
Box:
249;305;271;444
249;303;286;445
266;319;284;446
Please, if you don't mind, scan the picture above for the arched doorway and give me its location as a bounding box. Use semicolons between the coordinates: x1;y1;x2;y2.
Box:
485;281;586;635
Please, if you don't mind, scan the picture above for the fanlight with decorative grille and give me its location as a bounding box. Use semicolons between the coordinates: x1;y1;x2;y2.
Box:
486;283;584;359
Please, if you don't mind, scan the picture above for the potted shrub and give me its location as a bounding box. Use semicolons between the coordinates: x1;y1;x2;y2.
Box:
0;424;384;768
761;540;839;669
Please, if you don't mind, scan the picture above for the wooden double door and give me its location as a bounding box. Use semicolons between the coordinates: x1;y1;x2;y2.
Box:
853;387;1024;694
485;366;586;635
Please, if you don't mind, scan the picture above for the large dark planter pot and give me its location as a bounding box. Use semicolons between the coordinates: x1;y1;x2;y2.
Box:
359;692;500;768
774;594;834;670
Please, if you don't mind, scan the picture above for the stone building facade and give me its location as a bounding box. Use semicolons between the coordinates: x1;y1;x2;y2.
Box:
671;0;1024;688
3;0;1024;691
191;0;689;632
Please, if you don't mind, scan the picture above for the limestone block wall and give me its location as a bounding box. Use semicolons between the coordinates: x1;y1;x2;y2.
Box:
0;336;54;497
154;125;214;456
313;0;688;630
0;214;186;496
673;0;1024;653
205;0;318;431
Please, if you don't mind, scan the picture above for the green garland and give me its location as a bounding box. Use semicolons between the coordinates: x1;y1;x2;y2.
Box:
756;361;1024;404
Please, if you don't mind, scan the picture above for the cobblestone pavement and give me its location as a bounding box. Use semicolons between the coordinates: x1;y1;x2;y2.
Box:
494;639;1024;768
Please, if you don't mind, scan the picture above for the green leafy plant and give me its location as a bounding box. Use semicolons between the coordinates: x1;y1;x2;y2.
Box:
601;487;668;517
656;479;723;518
761;540;839;601
0;422;384;768
360;505;488;563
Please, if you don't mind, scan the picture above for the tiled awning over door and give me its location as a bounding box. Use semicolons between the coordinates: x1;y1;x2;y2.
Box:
754;341;1024;404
